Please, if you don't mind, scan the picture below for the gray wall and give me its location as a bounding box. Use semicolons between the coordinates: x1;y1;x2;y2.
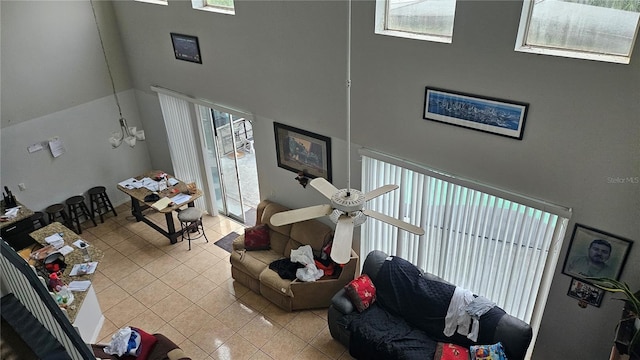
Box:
1;0;638;358
0;1;150;210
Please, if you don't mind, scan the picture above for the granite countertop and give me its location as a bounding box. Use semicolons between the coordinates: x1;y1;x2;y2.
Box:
0;200;34;229
30;222;104;322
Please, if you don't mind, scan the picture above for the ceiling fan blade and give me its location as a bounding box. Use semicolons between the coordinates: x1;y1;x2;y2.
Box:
330;215;355;264
362;209;425;236
310;177;339;200
270;204;333;226
364;184;399;201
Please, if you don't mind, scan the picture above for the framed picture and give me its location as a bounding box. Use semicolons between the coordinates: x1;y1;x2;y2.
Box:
562;224;633;281
423;87;528;140
567;278;605;307
170;33;202;64
273;122;332;182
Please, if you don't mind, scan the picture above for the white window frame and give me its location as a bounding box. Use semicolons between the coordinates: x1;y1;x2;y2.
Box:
374;0;456;44
359;148;572;358
133;0;168;5
515;0;640;64
191;0;235;15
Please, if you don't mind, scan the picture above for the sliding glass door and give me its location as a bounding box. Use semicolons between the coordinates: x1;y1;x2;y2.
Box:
199;106;256;223
154;86;258;224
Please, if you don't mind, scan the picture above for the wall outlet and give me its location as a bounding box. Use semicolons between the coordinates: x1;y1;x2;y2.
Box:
18;183;26;191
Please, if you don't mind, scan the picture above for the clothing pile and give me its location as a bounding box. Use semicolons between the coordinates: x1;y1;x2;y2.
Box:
268;243;340;282
104;327;143;357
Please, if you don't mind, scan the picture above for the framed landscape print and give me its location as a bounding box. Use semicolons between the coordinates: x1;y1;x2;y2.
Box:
273;122;332;182
562;224;633;281
170;33;202;64
423;87;528;140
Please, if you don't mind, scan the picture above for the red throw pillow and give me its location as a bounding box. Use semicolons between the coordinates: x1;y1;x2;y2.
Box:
435;342;470;360
244;224;271;250
121;327;157;360
344;274;376;312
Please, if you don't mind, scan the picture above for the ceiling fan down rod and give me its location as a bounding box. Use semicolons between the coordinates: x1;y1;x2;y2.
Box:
346;0;352;197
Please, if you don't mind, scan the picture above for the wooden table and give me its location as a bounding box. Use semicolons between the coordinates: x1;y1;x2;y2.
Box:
117;170;203;244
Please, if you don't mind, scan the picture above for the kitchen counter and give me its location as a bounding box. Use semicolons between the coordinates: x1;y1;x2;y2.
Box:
0;199;34;229
29;222;105;342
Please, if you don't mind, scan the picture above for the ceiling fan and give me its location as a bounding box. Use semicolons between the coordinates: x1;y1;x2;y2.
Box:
270;0;425;264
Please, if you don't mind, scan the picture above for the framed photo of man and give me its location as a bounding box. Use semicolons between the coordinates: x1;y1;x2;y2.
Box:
562;224;633;281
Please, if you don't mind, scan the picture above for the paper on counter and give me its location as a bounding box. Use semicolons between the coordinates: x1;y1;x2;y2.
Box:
68;280;91;292
56;245;74;256
73;239;89;248
69;262;98;276
45;233;65;249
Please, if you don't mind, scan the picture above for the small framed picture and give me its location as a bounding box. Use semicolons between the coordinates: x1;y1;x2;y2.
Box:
562;223;633;281
567;278;605;307
170;33;202;64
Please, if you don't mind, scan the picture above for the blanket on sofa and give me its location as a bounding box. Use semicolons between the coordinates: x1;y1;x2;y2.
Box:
349;255;507;358
348;303;438;360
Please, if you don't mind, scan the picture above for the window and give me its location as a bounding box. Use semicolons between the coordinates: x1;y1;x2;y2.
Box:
192;0;235;15
134;0;167;5
360;149;571;353
375;0;457;43
516;0;640;64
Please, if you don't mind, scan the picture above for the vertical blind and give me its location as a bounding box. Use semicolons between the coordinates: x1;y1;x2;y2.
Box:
157;93;208;211
360;151;571;325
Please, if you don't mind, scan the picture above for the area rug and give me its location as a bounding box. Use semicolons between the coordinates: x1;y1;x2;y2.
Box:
214;231;240;253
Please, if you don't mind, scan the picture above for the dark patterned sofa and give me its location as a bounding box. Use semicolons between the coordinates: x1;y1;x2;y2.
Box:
328;250;533;360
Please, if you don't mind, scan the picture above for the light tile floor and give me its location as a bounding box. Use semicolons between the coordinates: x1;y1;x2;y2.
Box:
84;203;353;360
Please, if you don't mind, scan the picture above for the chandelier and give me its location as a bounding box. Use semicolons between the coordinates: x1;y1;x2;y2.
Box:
90;0;145;148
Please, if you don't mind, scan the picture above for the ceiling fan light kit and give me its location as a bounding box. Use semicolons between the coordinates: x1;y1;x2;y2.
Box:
270;0;425;264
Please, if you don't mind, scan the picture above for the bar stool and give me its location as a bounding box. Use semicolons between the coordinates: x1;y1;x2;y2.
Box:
88;186;117;223
45;204;71;229
177;208;208;250
65;195;97;234
31;211;47;229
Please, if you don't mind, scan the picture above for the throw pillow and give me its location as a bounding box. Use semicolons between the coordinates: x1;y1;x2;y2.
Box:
470;342;507;360
434;343;470;360
344;274;376;312
244;224;271;250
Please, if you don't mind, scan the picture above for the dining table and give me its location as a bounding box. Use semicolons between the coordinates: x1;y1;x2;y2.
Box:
117;170;203;244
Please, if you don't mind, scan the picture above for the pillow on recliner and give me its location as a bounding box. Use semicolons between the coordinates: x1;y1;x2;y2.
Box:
345;274;376;312
244;224;271;250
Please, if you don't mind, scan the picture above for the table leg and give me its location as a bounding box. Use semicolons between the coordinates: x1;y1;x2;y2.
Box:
130;197;143;222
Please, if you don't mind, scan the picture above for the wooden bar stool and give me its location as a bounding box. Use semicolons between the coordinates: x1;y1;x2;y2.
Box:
177;208;208;250
65;195;97;234
45;204;71;229
31;211;47;229
88;186;117;223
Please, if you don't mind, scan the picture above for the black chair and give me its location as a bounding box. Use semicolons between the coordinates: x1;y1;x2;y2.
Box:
31;211;47;229
45;204;71;229
65;195;97;234
87;186;117;223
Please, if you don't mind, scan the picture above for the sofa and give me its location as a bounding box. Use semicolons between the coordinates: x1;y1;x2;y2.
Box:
230;200;358;311
328;250;533;360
